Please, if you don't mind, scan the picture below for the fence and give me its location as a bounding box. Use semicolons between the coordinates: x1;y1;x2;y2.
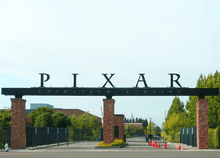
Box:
26;127;68;147
180;126;197;147
124;129;146;138
68;128;102;141
0;126;11;147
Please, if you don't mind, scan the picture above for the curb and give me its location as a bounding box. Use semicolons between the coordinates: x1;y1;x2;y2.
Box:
167;142;186;150
27;142;68;150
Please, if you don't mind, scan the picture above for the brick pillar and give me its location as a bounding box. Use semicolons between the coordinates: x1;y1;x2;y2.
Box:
196;99;209;149
11;98;26;149
103;99;114;144
114;115;124;140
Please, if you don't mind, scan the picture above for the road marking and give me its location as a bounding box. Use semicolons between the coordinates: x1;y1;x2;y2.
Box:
0;153;35;155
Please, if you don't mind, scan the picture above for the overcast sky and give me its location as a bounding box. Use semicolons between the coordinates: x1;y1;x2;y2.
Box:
0;0;219;127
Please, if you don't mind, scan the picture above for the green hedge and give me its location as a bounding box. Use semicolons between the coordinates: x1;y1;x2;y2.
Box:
209;128;215;148
214;126;220;148
209;126;220;149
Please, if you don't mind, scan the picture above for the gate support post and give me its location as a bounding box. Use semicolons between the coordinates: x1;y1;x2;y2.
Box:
103;99;115;144
11;98;26;149
196;99;209;149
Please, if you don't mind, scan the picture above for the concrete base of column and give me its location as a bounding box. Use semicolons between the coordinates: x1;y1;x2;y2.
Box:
11;98;26;149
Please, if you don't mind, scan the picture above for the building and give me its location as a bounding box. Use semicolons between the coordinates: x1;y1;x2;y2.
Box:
30;103;53;109
25;103;102;126
54;108;102;126
25;103;54;115
124;123;143;129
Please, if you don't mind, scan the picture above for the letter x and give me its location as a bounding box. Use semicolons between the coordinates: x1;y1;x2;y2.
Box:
102;73;115;88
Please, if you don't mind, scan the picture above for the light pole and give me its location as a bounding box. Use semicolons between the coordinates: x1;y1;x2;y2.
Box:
150;118;151;142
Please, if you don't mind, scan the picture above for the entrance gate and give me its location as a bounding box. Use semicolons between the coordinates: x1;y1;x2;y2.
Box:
124;129;146;142
26;127;68;147
1;73;219;149
1;126;11;147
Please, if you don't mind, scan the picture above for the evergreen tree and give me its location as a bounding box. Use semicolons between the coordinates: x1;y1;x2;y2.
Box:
185;71;220;128
166;97;185;121
142;119;148;128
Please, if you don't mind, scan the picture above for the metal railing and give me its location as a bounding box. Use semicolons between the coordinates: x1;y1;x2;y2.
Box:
26;127;68;147
180;127;197;147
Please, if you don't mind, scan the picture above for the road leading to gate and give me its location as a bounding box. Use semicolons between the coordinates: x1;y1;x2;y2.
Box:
24;141;177;151
1;141;220;158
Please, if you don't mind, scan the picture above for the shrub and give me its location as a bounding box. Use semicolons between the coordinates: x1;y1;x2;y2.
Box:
209;126;220;149
0;127;4;148
213;126;220;149
208;128;215;148
97;139;124;147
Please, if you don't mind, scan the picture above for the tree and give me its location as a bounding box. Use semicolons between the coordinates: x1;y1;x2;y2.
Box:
124;117;127;123
52;112;71;128
29;107;54;126
124;123;135;136
25;116;33;127
185;71;220;128
34;112;54;127
166;97;185;121
138;118;143;123
147;122;156;135
164;112;187;141
0;109;11;126
142;119;148;128
69;114;78;129
89;115;99;130
77;112;90;129
153;125;161;136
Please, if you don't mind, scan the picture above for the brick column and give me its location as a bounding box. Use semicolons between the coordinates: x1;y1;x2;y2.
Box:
196;99;209;149
11;98;26;149
103;99;114;144
114;115;124;140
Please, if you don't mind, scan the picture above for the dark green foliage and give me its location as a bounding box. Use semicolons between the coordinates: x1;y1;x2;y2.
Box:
0;127;3;148
0;109;11;126
52;112;71;128
142;119;148;128
28;107;54;126
185;70;220;128
34;112;54;127
153;125;161;136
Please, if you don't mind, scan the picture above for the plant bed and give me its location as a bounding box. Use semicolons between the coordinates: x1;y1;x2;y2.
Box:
95;143;128;148
95;139;128;148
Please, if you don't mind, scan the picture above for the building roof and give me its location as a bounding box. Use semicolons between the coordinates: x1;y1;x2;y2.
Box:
124;123;143;129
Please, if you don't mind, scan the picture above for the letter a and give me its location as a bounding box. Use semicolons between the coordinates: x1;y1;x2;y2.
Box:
135;74;148;87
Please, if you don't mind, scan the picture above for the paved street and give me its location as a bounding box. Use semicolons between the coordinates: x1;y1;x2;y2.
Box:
0;141;220;158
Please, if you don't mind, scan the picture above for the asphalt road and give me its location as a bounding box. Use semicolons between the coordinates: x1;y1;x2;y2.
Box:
0;141;219;158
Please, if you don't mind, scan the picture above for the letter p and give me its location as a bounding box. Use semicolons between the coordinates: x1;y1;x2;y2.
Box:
39;73;50;87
